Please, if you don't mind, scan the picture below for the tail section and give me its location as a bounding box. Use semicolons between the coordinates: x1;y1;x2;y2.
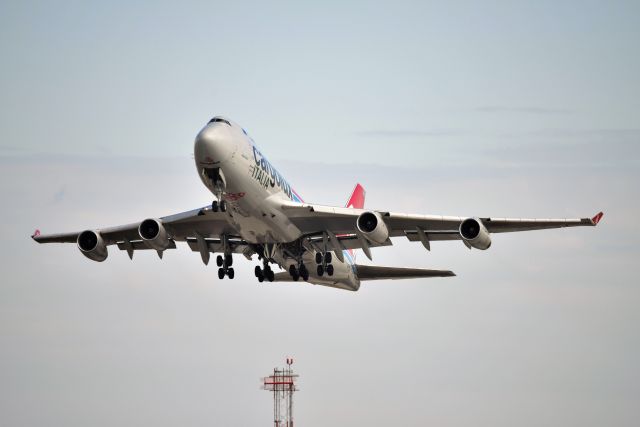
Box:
355;265;455;281
345;183;365;209
343;184;365;262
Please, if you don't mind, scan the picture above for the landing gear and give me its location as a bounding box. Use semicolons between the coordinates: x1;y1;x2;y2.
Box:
315;251;334;277
218;266;234;278
255;260;275;282
289;264;300;281
217;252;233;279
289;262;309;282
315;252;332;264
211;199;227;212
326;264;334;276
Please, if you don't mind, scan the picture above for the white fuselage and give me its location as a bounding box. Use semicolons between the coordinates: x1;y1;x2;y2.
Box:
193;118;360;291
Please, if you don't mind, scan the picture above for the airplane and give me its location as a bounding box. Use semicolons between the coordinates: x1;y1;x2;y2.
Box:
32;116;604;291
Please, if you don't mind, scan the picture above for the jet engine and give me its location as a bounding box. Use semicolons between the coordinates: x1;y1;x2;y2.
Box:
356;211;389;244
77;230;108;262
459;217;492;250
138;218;171;250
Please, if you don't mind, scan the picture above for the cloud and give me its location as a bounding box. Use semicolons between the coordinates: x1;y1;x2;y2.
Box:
0;145;28;154
51;185;67;204
473;106;573;114
522;128;640;139
355;129;464;138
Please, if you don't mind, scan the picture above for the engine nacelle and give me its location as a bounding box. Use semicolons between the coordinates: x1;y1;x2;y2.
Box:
459;217;492;250
356;211;389;244
138;218;171;251
77;230;108;262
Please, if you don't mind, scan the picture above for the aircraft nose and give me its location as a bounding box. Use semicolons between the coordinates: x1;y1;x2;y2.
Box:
194;123;236;166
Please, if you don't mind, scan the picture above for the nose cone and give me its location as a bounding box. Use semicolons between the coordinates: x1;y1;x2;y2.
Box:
194;123;236;167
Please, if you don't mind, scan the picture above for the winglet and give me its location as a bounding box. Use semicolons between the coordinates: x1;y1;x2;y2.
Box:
591;211;604;226
31;229;41;240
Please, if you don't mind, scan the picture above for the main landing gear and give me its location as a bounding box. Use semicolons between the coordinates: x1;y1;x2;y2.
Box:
315;251;334;277
255;260;275;282
289;263;309;282
211;199;227;212
216;253;234;279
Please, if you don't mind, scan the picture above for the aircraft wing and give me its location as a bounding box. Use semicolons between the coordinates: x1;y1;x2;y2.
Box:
32;206;248;261
281;201;603;251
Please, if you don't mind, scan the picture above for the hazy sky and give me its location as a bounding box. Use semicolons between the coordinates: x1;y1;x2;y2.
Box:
1;1;639;426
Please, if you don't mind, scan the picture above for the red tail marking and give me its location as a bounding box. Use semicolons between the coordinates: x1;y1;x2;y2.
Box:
345;183;366;209
32;229;41;238
591;211;604;225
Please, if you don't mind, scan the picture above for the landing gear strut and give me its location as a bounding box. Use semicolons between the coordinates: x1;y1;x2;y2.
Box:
210;174;227;212
217;235;233;279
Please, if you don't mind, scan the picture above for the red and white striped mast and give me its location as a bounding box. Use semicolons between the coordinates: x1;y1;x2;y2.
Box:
262;358;299;427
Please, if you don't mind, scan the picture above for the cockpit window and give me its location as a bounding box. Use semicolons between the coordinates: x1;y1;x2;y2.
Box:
208;117;231;126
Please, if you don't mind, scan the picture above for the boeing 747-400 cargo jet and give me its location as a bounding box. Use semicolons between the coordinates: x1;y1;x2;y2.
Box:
32;116;604;291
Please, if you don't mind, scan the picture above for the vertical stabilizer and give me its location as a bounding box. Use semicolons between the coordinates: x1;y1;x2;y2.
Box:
345;183;366;209
344;184;365;262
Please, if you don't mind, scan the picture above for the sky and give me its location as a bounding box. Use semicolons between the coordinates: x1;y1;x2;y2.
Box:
0;1;639;426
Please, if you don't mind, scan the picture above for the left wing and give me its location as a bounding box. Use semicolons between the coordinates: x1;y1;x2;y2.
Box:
32;206;249;263
281;201;603;253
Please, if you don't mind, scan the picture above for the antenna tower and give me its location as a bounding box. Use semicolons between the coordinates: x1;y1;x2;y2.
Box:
262;358;299;427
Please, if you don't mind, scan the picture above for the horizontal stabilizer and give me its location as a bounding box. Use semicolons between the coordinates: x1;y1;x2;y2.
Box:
356;264;455;281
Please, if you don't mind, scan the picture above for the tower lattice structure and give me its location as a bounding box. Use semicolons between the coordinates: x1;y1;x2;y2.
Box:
262;358;299;427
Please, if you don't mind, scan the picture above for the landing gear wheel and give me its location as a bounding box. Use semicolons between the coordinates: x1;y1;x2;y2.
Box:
326;264;334;276
291;268;300;281
216;255;223;267
317;265;324;277
299;264;309;281
212;200;219;212
225;254;233;266
218;268;225;279
266;268;275;282
258;275;264;283
219;200;227;212
315;252;322;264
324;252;332;263
227;268;234;279
255;266;262;277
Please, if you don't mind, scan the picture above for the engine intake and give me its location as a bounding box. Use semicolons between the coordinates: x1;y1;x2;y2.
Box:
356;211;389;244
77;230;108;262
139;218;170;250
459;218;491;250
